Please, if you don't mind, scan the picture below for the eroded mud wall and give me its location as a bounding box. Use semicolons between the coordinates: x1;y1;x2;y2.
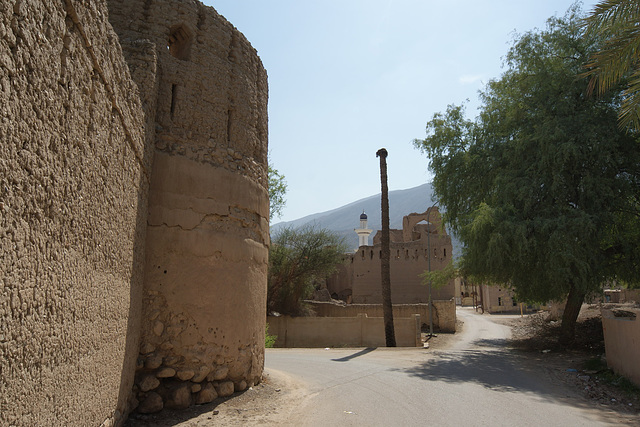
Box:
0;1;150;425
107;0;269;412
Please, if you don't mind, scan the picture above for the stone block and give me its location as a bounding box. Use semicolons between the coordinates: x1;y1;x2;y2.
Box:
195;383;218;405
138;375;160;392
177;369;195;381
216;381;234;397
137;392;163;414
165;384;192;409
192;365;211;383
208;366;228;381
145;354;163;370
156;367;176;378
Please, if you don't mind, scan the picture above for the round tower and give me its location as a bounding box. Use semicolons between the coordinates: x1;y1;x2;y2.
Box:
355;211;373;247
108;0;269;412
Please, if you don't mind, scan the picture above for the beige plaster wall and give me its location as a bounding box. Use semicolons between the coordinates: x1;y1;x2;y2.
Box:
601;308;640;387
0;1;150;425
349;239;455;304
308;300;457;333
267;314;422;348
328;210;456;305
107;0;269;413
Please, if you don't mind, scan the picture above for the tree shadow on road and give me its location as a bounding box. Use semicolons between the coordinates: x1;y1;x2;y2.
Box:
402;347;542;392
395;337;639;425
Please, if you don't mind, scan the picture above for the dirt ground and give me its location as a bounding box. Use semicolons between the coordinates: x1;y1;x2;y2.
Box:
494;303;640;421
126;305;640;426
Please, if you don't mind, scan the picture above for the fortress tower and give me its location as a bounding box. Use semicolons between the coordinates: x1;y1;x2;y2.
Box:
355;211;373;247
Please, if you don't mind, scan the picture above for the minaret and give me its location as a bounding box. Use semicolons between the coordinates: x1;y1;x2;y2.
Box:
354;211;373;247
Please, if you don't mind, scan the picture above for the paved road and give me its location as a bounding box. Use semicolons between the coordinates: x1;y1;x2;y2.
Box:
265;307;623;426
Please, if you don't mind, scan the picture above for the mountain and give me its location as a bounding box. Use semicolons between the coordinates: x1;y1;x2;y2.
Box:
271;183;460;253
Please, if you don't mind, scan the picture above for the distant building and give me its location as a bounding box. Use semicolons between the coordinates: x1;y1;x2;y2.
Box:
327;208;455;304
354;211;373;248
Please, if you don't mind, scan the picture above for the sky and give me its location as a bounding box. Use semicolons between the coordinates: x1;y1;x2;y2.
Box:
203;0;599;223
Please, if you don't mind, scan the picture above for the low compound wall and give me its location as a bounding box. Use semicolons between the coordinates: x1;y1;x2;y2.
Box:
267;314;422;348
601;308;640;387
307;300;456;333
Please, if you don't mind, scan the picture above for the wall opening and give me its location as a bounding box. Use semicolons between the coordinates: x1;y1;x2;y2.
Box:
170;84;178;118
167;24;193;60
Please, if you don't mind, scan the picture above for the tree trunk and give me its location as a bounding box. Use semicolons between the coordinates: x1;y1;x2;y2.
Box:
558;282;585;346
377;148;396;347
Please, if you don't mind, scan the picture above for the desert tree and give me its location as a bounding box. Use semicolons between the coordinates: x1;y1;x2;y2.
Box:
414;5;640;344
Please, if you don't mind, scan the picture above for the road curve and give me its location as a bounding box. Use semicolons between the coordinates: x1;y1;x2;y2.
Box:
265;307;623;426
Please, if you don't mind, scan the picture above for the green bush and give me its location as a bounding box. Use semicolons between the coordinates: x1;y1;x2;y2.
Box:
268;225;348;316
265;324;277;348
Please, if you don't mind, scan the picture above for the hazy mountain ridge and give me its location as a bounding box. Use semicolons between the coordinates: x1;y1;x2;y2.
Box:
271;183;460;252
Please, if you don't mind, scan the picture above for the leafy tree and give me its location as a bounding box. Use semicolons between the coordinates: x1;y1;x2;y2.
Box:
582;0;640;130
414;6;640;344
268;225;348;316
268;164;287;221
420;260;456;290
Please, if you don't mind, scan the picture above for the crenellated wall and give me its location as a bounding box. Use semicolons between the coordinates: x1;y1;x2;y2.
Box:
327;209;455;304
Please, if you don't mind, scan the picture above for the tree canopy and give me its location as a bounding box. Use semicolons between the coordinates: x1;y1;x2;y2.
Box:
268;164;287;222
268;225;348;316
414;6;640;343
582;0;640;130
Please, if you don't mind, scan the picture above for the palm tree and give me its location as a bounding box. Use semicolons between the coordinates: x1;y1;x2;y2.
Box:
376;148;396;347
583;0;640;130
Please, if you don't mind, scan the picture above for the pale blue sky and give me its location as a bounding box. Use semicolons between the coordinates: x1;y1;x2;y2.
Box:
203;1;598;223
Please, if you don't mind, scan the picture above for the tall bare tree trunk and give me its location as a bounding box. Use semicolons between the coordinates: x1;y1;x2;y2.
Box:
559;282;585;346
377;148;396;347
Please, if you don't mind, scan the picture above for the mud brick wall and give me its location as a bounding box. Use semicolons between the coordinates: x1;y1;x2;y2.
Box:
107;0;269;413
0;1;150;426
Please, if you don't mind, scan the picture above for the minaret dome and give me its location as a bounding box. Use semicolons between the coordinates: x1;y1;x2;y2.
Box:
354;210;373;248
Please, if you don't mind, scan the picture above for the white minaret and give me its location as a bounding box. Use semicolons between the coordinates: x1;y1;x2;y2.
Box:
354;211;373;247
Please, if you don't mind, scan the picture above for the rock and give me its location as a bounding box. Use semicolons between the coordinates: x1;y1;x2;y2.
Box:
208;366;228;381
153;321;164;336
192;365;211;383
164;356;181;366
312;288;332;301
229;354;249;378
216;381;234;397
177;369;195;381
165;384;192;409
156;367;176;378
234;380;247;392
191;383;202;393
145;354;163;370
137;392;163;414
195;383;218;404
138;375;160;392
140;343;156;354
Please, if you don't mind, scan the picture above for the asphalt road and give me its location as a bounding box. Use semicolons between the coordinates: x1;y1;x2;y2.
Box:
265;307;624;426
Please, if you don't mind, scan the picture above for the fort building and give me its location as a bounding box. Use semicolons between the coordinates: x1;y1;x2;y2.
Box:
1;0;268;425
327;208;455;305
